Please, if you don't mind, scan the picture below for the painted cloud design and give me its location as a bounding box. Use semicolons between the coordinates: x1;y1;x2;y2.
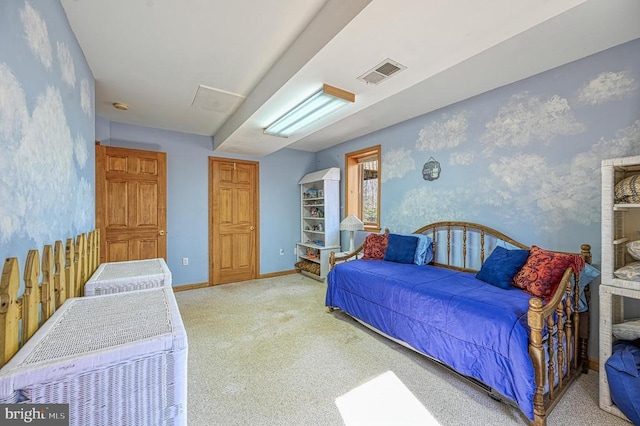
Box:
1;1;93;259
0;64;29;146
20;1;52;70
388;113;640;236
0;61;90;245
577;71;639;106
0;64;29;241
57;41;76;88
80;79;92;116
382;148;415;182
562;120;640;226
485;154;585;232
483;151;601;232
481;92;586;151
388;86;618;234
590;119;640;158
13;86;75;243
386;186;474;233
449;151;475;166
416;111;468;152
488;154;548;192
73;178;92;229
74;132;88;168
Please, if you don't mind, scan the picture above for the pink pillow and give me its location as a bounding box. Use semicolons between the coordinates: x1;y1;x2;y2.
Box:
362;233;388;260
512;246;585;302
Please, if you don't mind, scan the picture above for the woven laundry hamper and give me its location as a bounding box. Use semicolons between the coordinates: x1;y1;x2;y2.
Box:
0;287;188;426
85;258;172;296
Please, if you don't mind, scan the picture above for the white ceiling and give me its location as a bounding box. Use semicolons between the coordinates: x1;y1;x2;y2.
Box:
61;0;640;157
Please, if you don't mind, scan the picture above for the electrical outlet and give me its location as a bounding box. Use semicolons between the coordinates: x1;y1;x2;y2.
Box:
279;248;285;256
182;257;188;266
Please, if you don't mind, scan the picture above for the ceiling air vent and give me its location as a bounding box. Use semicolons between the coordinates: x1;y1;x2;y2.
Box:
357;59;406;85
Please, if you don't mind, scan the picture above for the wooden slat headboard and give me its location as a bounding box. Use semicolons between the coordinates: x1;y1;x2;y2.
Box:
330;221;592;273
414;221;591;272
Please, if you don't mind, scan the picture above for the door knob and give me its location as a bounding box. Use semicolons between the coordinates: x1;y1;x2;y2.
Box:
159;230;165;236
250;226;255;231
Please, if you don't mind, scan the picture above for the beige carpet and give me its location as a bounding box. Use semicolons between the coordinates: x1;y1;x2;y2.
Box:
174;274;629;426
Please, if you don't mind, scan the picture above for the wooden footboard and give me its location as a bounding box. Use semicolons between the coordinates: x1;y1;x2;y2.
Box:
328;221;592;425
528;244;592;426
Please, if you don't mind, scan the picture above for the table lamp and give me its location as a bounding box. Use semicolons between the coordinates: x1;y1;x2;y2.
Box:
340;215;364;252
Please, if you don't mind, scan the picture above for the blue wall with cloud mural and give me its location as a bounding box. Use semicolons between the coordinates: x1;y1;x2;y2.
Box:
319;38;640;256
317;38;640;358
0;0;95;273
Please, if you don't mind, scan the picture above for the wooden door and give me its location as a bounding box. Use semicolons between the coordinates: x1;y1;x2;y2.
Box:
209;157;259;285
95;144;167;263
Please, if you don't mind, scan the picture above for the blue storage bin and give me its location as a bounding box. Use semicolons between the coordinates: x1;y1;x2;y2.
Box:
605;340;640;425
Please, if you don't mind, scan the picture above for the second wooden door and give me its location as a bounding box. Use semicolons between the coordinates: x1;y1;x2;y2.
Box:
209;157;259;285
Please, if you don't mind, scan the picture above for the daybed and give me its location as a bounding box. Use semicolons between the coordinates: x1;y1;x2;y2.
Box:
326;221;596;426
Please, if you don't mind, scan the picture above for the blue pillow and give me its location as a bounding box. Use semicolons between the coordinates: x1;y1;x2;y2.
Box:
422;237;434;265
475;246;530;289
577;263;599;312
384;234;419;264
400;234;433;265
605;340;640;426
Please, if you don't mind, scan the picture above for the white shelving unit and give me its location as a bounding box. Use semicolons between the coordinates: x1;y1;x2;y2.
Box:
296;167;340;281
599;155;640;422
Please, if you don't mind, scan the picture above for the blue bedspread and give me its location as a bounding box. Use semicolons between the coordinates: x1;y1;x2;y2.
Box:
326;259;536;420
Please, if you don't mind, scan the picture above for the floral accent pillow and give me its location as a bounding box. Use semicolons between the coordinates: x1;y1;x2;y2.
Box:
512;245;585;302
362;233;388;260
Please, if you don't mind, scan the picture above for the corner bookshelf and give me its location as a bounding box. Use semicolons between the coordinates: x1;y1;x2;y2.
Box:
599;155;640;423
296;167;340;281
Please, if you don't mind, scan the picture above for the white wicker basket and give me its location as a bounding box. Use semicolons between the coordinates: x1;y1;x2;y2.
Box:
85;258;172;296
0;288;187;426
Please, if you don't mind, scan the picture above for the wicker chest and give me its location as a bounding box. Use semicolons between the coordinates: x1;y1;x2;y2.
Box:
0;287;188;425
84;258;172;296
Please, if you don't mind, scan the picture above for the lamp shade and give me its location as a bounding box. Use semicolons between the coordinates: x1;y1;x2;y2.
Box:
340;215;364;253
340;215;364;231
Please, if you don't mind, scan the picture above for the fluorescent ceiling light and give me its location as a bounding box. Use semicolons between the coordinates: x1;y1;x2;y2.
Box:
264;84;355;138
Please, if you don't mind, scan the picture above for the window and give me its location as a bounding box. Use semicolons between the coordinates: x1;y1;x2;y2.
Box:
345;145;381;231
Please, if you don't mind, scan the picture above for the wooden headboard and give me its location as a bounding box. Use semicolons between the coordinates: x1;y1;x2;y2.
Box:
330;221;592;270
414;221;592;272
